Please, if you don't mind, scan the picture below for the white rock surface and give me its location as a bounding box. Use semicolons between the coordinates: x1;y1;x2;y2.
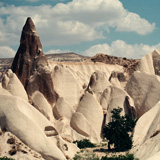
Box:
0;94;70;160
137;52;155;74
0;85;11;95
137;50;160;75
52;65;83;108
133;101;160;147
53;97;74;120
2;69;28;101
100;85;136;124
126;71;160;118
134;133;160;160
55;117;86;143
71;92;103;143
88;70;111;100
50;61;123;90
0;131;44;160
31;91;54;122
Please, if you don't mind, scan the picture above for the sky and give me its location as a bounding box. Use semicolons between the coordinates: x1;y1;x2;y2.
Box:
0;0;160;59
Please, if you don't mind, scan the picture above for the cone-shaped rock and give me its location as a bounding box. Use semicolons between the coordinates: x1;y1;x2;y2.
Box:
11;17;58;104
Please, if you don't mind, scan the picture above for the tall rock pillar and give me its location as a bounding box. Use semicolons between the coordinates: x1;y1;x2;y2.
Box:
11;17;58;104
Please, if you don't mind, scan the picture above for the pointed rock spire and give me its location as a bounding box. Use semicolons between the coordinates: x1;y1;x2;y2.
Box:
23;17;36;33
11;17;58;104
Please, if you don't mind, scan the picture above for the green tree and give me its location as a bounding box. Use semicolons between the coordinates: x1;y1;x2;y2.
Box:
103;107;136;151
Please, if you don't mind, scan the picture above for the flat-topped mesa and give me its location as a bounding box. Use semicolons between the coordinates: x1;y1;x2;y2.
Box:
11;17;58;104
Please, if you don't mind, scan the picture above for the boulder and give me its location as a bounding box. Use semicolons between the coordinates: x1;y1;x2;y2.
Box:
0;93;74;160
126;71;160;118
109;71;126;88
31;91;54;121
71;92;103;143
133;101;160;147
137;50;160;75
55;117;86;143
2;69;28;101
88;70;111;100
0;84;11;95
134;133;160;160
100;85;136;124
53;97;74;120
71;112;100;143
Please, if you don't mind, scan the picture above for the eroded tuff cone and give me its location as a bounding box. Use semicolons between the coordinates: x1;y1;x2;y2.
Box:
11;17;58;104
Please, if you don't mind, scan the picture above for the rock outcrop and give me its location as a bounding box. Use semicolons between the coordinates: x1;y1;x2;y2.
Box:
11;17;57;104
0;94;67;160
2;17;160;160
133;101;160;147
134;133;160;160
88;70;111;101
137;50;160;75
91;53;140;75
100;86;136;124
71;92;103;143
52;65;83;108
126;71;160;118
132;101;160;160
2;69;28;101
31;91;54;121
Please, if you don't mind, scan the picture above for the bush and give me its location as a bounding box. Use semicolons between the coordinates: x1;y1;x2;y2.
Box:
101;153;138;160
103;107;136;151
73;139;96;149
0;157;15;160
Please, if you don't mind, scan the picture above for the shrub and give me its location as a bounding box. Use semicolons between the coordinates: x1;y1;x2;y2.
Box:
101;153;138;160
103;107;136;151
73;139;96;149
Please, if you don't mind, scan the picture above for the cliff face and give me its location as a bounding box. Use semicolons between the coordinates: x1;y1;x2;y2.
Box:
11;17;58;104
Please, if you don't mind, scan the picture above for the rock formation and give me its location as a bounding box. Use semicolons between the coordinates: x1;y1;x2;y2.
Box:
100;85;136;124
126;71;160;118
137;50;160;75
52;65;83;108
2;69;28;101
0;93;67;160
1;17;160;160
133;101;160;147
132;101;160;160
11;17;58;104
71;92;103;143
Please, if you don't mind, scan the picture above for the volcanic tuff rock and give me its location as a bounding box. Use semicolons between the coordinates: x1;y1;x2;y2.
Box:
2;17;160;160
100;85;136;124
126;71;160;118
137;50;160;75
11;17;58;104
132;101;160;160
2;69;28;101
0;93;67;160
